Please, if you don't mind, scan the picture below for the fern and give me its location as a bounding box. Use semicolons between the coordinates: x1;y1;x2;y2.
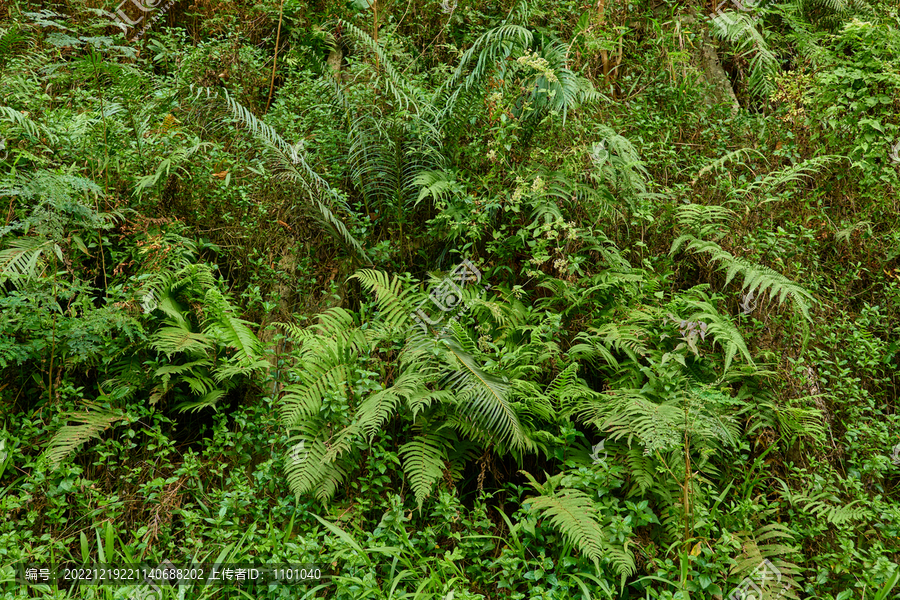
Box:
568;313;654;369
45;405;129;468
279;337;357;426
186;85;366;260
0;237;56;287
0;169;117;288
0;105;59;146
734;155;845;203
433;24;533;130
142;261;266;411
440;334;526;452
150;326;213;356
401;427;450;509
730;518;802;600
596;391;685;453
543;363;581;403
201;287;264;364
278;269;548;503
351;269;418;333
779;485;873;525
803;498;871;525
691;147;765;185
522;471;636;577
334;19;418;113
675;203;737;239
284;424;351;501
710;10;779;98
589;125;651;201
682;289;754;374
771;395;828;444
354;370;423;439
671;235;816;320
624;445;657;495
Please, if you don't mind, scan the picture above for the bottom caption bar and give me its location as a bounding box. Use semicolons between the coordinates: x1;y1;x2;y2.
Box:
14;563;327;587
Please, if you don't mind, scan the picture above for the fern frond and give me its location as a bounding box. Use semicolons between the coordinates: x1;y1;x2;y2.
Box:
569;315;652;369
731;522;802;600
280;338;356;426
522;471;636;576
351;269;418;332
620;446;654;495
692;147;765;184
710;11;779;97
433;24;533;127
675;203;737;238
589;125;650;200
736;155;844;200
283;425;351;502
354;368;422;440
153;358;213;381
0;237;55;286
407;388;457;420
189;85;366;259
558;389;615;425
774;397;828;443
202;287;263;364
683;290;754;374
45;405;129;468
595;392;684;453
544;364;580;402
335;19;417;113
0;105;59;145
175;390;227;413
784;488;872;525
441;336;525;451
150;326;213;356
401;427;450;509
671;235;815;320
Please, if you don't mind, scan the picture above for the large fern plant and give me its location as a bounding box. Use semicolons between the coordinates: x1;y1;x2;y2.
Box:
184;86;367;260
278;269;564;507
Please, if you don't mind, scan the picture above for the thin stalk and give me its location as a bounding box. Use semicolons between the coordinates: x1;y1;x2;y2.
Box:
90;53;110;296
265;0;286;113
373;0;380;70
48;253;58;406
683;397;693;554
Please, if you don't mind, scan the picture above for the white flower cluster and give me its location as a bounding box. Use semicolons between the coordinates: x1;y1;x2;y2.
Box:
516;51;559;83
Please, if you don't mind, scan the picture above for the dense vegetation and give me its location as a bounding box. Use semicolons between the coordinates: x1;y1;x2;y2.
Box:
0;0;898;598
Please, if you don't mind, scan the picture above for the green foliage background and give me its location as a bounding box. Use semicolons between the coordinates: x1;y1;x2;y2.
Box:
0;0;898;598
